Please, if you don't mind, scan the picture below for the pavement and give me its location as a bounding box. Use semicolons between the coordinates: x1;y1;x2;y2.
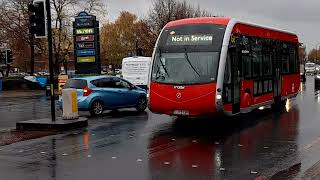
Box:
0;77;320;179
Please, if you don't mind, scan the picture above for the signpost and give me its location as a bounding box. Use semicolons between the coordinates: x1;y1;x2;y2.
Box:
73;12;101;74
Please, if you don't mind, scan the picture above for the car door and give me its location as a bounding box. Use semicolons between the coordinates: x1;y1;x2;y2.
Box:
92;78;123;108
114;78;140;107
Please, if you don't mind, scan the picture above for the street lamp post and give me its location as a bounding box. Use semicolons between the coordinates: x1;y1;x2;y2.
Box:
46;0;56;122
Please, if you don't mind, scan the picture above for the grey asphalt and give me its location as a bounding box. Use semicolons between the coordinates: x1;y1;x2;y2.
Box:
0;77;320;179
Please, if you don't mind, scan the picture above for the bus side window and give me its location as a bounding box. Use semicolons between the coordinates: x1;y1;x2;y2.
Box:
289;45;298;73
242;56;252;78
281;42;290;73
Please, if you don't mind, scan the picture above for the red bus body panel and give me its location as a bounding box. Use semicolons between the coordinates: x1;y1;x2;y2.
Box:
281;74;300;97
149;82;217;116
165;17;230;28
232;24;299;43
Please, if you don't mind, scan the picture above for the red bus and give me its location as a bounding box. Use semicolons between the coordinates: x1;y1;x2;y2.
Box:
148;17;300;116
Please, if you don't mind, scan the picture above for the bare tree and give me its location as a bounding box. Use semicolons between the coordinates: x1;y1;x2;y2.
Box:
148;0;215;35
51;0;106;74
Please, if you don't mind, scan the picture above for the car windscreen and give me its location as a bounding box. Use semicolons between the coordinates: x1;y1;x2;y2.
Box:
64;79;87;89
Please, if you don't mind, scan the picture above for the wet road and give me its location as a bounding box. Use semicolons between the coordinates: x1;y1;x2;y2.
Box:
1;77;320;179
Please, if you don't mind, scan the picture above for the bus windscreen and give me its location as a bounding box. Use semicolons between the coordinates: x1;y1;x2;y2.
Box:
152;24;226;85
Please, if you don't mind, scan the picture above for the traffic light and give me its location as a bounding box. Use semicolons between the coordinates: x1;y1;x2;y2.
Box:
28;0;46;37
5;50;13;64
0;51;5;64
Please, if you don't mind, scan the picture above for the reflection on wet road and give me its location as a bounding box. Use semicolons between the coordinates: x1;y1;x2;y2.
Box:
1;76;320;179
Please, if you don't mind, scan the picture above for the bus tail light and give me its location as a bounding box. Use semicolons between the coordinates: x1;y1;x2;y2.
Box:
83;86;92;96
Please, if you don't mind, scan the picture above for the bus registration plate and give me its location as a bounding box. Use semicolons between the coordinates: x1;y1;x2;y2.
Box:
173;110;189;116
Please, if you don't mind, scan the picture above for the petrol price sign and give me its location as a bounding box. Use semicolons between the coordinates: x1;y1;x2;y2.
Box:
73;11;100;74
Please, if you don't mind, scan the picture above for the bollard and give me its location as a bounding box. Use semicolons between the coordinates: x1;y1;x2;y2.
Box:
62;88;79;120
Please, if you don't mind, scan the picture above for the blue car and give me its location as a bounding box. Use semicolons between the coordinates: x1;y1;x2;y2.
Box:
60;76;147;116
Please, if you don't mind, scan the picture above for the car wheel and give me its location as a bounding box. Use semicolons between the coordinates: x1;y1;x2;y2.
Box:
90;100;104;116
136;97;147;112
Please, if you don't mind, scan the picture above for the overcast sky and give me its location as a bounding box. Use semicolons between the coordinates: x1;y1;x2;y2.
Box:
107;0;320;51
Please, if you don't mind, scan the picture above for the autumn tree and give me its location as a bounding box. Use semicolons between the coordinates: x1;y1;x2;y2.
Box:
0;0;35;76
308;48;320;63
101;11;155;67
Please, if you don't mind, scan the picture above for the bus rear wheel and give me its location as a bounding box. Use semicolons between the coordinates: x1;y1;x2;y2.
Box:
271;99;286;111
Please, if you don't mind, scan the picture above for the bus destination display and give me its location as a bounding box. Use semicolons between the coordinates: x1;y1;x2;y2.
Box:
167;34;213;46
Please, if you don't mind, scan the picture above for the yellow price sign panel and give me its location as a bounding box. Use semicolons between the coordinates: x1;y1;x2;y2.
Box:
77;56;95;63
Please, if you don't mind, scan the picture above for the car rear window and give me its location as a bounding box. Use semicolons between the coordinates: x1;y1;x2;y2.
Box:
64;79;87;89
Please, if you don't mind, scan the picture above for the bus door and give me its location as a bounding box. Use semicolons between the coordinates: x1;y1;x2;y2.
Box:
274;50;282;102
230;48;241;114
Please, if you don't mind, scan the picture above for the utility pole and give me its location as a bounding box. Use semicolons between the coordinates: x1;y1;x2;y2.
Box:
46;0;56;121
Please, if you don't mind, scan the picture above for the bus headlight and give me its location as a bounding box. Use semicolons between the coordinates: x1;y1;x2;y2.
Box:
216;95;222;100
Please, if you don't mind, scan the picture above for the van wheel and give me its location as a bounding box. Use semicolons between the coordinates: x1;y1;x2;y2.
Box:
136;97;147;112
90;100;104;116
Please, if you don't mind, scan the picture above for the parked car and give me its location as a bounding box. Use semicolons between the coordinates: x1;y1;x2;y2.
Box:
59;76;147;116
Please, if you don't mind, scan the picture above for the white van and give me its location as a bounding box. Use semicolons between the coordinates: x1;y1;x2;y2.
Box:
305;62;316;75
122;56;151;89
